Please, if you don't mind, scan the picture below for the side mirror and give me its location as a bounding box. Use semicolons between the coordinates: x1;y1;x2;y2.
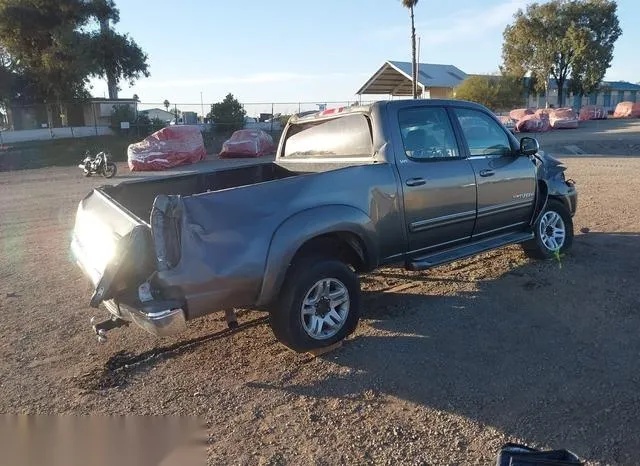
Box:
520;137;539;156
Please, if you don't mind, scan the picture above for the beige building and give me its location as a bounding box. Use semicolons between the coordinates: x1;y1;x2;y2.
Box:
357;61;467;99
140;107;176;122
523;80;640;112
7;98;137;130
357;61;639;114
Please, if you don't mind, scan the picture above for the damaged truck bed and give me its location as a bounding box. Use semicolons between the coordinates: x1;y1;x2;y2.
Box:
71;99;577;352
72;163;299;337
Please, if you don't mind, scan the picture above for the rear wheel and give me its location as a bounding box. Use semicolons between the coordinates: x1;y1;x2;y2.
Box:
269;256;360;352
522;199;573;260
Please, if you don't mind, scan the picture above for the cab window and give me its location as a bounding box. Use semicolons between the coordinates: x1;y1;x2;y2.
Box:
454;108;512;156
398;107;459;161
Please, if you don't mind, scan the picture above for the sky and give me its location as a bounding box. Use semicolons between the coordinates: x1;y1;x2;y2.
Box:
89;0;640;113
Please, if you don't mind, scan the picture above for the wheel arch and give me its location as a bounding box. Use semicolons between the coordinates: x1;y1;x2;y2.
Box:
530;179;549;227
256;205;377;306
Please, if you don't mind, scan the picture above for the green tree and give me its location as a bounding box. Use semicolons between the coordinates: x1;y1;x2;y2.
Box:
455;75;525;111
401;0;419;99
86;0;148;99
566;1;622;98
0;0;149;103
0;46;37;105
0;0;91;101
502;0;621;107
163;99;170;112
87;30;149;99
207;93;246;134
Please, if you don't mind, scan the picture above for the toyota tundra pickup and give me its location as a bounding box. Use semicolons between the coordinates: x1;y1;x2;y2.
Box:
71;99;577;352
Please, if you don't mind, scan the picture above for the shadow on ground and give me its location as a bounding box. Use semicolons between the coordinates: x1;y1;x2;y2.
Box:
75;315;269;391
250;232;640;464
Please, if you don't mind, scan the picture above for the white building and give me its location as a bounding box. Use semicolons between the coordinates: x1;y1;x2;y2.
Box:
141;108;176;122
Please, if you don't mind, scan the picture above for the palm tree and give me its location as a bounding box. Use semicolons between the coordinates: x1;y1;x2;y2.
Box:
132;94;139;119
401;0;419;99
93;0;121;99
163;99;170;112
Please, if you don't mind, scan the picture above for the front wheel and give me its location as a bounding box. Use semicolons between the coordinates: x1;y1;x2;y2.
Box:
269;257;361;352
522;199;574;260
103;162;117;178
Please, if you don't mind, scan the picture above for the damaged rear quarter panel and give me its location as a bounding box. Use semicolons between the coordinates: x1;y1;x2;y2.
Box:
154;163;403;319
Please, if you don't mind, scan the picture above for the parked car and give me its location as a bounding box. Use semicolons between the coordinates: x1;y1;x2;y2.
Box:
71;99;577;352
496;114;517;134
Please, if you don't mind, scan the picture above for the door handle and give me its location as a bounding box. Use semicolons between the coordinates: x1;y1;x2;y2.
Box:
479;169;494;177
405;177;426;187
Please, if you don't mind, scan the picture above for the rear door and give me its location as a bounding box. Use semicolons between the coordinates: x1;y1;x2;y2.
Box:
392;105;477;254
452;107;536;238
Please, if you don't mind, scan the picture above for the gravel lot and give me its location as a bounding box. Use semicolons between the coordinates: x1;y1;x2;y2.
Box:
1;126;640;464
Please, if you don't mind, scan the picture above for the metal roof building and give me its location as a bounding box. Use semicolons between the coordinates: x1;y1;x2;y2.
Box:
521;77;640;109
357;60;639;110
522;77;640;92
602;81;640;92
356;60;468;98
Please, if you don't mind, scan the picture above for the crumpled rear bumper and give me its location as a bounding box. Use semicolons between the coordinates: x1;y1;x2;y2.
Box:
103;299;186;337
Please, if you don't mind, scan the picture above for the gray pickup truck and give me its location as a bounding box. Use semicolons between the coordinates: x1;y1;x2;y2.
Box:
71;99;577;352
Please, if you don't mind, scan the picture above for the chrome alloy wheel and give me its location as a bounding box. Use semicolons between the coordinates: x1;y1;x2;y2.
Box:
300;278;350;340
539;210;566;251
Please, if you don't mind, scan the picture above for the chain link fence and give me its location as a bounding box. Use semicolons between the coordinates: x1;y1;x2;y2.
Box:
0;99;374;148
133;100;373;152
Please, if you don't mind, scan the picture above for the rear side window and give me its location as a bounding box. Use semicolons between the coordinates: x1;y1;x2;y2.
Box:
398;107;460;160
283;114;372;158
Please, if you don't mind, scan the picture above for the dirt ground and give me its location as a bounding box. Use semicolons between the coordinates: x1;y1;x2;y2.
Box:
1;138;640;464
524;119;640;156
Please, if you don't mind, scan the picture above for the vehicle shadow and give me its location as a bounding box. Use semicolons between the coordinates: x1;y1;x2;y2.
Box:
249;232;640;463
75;315;269;391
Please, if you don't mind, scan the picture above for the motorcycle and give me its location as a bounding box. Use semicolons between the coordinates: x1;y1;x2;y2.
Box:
78;150;117;178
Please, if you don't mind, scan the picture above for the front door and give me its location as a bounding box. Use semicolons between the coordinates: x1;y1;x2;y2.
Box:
394;105;477;254
452;107;536;238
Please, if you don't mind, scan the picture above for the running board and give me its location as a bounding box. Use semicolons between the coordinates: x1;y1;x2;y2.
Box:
407;231;534;271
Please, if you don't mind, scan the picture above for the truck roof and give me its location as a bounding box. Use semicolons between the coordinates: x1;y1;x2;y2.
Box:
289;99;490;124
290;103;375;124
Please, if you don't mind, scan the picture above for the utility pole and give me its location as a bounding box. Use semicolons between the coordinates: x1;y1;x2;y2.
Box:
410;4;418;99
417;35;422;98
200;91;204;122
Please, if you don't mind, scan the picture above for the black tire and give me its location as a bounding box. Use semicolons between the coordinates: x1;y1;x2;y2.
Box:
522;198;574;260
103;162;117;178
269;257;360;352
